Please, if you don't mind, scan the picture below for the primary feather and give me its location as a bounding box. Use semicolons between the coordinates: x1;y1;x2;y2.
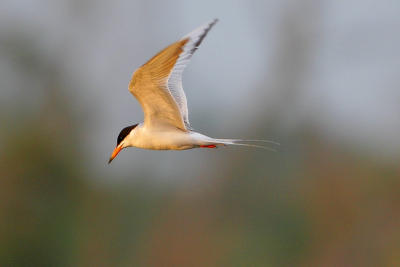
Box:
129;19;218;131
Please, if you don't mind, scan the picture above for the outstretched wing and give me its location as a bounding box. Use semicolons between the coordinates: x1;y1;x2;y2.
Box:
168;19;218;128
129;19;218;131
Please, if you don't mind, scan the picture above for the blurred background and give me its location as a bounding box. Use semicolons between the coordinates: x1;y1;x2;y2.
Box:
1;0;400;266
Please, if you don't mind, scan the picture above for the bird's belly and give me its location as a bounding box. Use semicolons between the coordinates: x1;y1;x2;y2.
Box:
133;130;195;150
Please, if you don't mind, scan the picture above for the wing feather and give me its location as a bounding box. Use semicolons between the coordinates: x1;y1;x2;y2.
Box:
168;19;218;128
129;19;218;130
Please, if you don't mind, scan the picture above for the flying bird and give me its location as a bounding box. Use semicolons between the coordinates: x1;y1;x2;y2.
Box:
109;19;278;163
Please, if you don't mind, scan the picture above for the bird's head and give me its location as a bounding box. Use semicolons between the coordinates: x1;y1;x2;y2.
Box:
108;124;138;164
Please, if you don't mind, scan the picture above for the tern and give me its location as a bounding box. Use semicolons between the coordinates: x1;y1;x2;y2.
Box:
109;19;278;163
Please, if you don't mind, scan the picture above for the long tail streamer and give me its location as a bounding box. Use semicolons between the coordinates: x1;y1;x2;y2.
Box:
212;139;280;152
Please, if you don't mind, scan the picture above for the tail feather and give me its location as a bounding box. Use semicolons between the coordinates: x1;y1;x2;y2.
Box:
221;139;280;145
212;138;280;151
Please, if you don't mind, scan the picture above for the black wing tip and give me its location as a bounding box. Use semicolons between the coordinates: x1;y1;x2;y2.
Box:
190;18;219;52
209;18;219;25
204;18;219;34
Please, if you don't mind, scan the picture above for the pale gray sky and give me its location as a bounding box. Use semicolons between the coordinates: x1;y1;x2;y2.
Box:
1;0;399;178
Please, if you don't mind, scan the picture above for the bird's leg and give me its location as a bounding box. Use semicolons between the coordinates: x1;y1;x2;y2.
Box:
200;145;217;148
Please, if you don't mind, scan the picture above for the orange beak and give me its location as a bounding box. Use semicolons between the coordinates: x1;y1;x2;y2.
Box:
108;145;123;164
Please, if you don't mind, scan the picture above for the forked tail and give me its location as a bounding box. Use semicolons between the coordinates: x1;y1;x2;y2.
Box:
209;138;280;151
